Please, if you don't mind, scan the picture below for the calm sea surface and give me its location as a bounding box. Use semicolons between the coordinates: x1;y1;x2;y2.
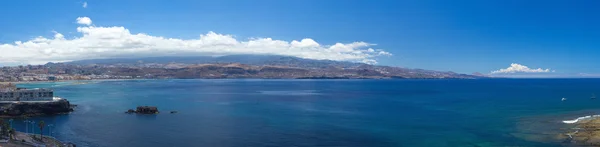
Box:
13;79;600;147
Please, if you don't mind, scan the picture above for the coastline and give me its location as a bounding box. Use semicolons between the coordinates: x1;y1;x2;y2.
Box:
0;112;73;118
1;77;484;85
0;98;75;118
0;78;138;84
510;109;600;146
9;131;74;147
558;115;600;146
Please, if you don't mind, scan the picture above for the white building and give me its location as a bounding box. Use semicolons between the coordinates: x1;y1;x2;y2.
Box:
0;83;54;101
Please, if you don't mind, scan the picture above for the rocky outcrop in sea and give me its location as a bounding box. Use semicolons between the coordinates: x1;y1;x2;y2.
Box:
0;99;75;117
126;106;159;114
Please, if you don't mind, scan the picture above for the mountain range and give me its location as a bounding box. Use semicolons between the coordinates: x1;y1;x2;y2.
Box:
57;55;480;79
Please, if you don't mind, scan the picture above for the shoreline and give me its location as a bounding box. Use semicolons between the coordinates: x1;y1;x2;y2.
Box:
510;109;600;146
0;98;75;118
557;113;600;146
5;78;600;85
1;78;484;85
11;131;74;147
0;78;139;84
0;112;73;118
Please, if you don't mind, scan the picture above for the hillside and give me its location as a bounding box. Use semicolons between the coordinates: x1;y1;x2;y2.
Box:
0;55;480;82
62;55;478;79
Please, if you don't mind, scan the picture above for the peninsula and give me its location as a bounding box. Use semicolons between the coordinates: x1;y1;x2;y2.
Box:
0;83;74;117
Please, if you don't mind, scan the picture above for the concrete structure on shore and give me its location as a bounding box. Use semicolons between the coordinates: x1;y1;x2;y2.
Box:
0;83;54;101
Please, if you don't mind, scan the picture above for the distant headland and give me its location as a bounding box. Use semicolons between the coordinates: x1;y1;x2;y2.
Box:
0;55;482;82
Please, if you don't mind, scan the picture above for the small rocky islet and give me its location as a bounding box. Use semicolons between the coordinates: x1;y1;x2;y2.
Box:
125;106;160;114
125;106;180;114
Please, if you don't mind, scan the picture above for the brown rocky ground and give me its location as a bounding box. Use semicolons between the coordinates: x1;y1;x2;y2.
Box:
560;118;600;146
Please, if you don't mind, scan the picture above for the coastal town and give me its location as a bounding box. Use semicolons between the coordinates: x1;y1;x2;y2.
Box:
0;63;134;82
0;56;479;82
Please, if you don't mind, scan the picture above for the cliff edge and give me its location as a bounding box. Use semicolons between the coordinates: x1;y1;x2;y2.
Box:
0;99;75;117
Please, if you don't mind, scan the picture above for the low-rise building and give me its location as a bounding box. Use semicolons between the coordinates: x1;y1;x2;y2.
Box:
0;83;54;101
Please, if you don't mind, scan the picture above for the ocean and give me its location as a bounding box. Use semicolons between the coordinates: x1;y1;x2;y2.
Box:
12;79;600;147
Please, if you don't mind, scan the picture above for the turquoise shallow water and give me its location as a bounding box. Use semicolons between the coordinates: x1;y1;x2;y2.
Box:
11;79;600;146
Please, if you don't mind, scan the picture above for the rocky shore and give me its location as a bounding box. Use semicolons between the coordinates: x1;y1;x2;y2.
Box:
9;131;76;147
560;117;600;146
0;99;75;117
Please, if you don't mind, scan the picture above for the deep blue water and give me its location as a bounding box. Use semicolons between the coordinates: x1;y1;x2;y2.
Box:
12;79;600;147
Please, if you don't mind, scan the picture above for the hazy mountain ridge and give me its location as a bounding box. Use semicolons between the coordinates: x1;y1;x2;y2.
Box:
0;55;479;82
67;55;363;69
60;55;479;79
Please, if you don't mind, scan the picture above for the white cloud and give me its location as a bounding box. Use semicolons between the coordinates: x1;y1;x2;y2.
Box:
76;17;92;25
491;63;553;74
51;31;64;39
82;2;87;8
0;17;391;65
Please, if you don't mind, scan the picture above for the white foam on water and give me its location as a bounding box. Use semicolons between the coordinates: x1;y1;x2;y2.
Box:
563;115;600;124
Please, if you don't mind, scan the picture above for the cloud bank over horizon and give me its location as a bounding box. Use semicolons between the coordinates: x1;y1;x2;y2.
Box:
491;63;553;74
0;17;391;65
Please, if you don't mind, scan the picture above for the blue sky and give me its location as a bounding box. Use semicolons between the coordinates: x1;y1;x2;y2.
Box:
0;0;599;77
